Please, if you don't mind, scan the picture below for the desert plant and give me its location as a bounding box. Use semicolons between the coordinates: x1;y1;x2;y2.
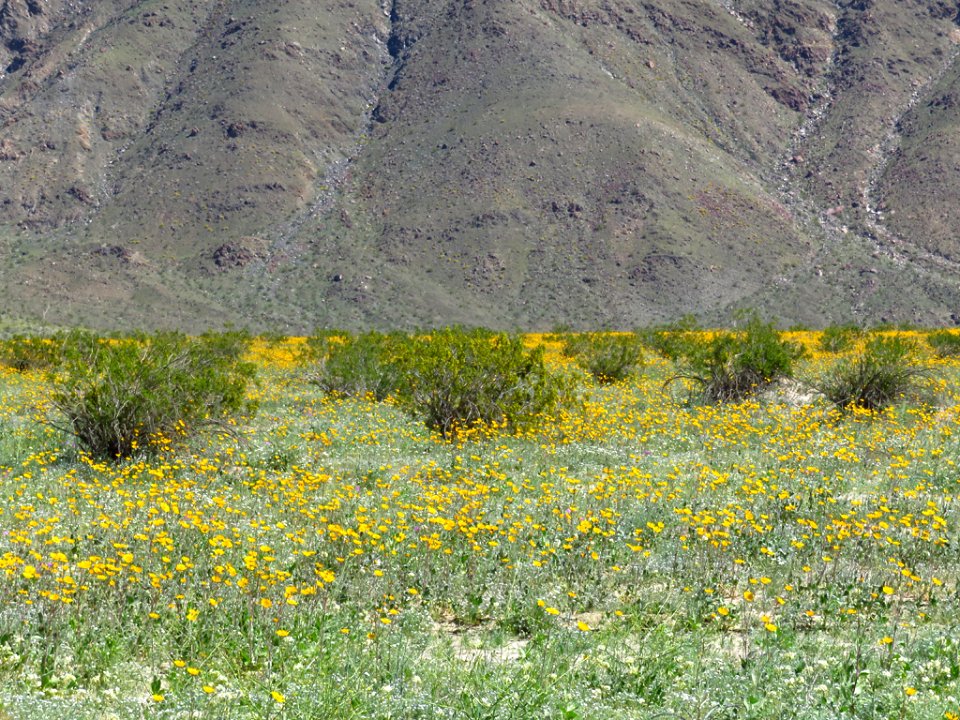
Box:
298;328;349;365
545;324;575;343
0;333;79;372
927;329;960;358
670;314;804;403
311;331;406;400
639;315;701;361
819;335;929;411
819;325;864;353
562;333;644;384
50;330;256;459
393;326;564;437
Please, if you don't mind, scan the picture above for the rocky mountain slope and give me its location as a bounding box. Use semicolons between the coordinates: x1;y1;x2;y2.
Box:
1;0;960;331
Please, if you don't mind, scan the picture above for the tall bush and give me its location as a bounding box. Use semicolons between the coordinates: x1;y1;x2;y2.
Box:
818;325;863;354
639;315;701;361
311;331;406;400
562;333;644;384
927;329;960;358
50;331;256;459
394;327;564;437
0;333;77;372
819;335;928;412
671;313;804;403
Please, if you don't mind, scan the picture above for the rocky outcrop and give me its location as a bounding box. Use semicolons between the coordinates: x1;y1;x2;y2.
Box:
0;0;67;73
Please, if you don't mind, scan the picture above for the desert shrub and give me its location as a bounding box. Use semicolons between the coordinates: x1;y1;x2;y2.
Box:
562;333;644;384
393;326;564;437
639;315;701;361
298;328;349;365
927;329;960;358
819;335;929;411
545;324;575;343
671;314;804;403
819;325;863;353
50;330;256;459
0;334;68;372
870;321;922;332
311;331;406;400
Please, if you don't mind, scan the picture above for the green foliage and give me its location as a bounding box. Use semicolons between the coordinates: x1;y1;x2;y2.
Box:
311;331;406;400
545;324;575;343
309;327;566;437
818;325;864;353
298;328;349;365
50;331;256;459
393;327;564;437
562;333;644;384
0;334;65;372
927;329;960;358
674;314;804;403
819;335;929;412
639;315;701;361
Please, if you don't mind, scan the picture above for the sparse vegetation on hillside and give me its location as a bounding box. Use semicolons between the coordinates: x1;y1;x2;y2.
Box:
4;1;960;329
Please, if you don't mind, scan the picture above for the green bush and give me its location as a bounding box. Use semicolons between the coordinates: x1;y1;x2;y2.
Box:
927;329;960;358
818;325;863;353
50;331;256;459
545;324;575;343
311;331;406;400
393;327;564;437
819;335;929;411
672;314;804;403
562;333;644;384
0;334;66;372
639;315;701;361
298;328;349;365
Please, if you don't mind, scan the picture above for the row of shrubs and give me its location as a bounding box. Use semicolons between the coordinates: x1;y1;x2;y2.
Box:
0;321;951;461
649;317;935;410
308;327;565;438
309;317;938;426
817;323;960;357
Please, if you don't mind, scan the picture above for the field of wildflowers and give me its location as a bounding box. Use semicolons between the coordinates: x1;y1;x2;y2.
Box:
0;331;958;719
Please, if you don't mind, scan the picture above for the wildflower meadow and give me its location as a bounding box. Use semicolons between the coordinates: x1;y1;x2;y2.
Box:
0;329;958;719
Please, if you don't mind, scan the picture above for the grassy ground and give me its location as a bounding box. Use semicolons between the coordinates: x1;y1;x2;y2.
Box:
0;333;958;719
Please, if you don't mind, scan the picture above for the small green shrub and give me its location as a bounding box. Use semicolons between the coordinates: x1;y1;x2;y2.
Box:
311;331;406;400
50;331;256;459
562;333;644;384
393;327;564;437
672;314;804;403
639;315;701;361
545;324;575;343
819;335;929;411
298;328;349;365
819;325;863;353
927;329;960;358
0;334;65;372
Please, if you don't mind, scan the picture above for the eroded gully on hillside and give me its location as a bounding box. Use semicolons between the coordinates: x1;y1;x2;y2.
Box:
763;2;960;311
